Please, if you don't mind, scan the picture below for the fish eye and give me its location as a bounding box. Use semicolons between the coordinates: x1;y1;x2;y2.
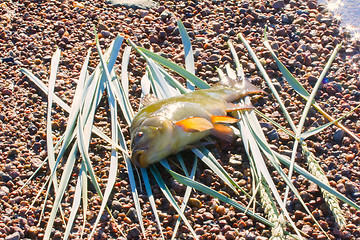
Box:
138;132;143;138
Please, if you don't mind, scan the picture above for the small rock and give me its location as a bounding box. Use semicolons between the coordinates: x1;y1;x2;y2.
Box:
202;212;214;220
273;0;285;9
216;235;226;240
225;231;236;240
267;129;279;141
127;227;141;238
333;129;344;143
43;55;52;63
100;30;110;38
143;15;154;21
189;198;202;208
0;172;12;182
301;224;313;235
98;23;109;31
111;200;122;211
28;226;39;238
337;183;346;194
2;89;12;96
216;205;226;215
139;10;149;17
307;1;317;9
293;17;306;25
5;232;20;240
229;155;242;167
195;228;204;235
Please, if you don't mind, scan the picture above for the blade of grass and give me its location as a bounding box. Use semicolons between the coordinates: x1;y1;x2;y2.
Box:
171;154;197;240
121;46;132;96
237;110;303;239
263;33;360;142
238;33;296;132
243;106;330;238
274;150;360;211
140;168;165;239
167;168;274;227
138;47;210;89
192;147;240;195
283;43;341;204
63;163;85;240
299;103;360;141
150;165;199;240
177;19;195;90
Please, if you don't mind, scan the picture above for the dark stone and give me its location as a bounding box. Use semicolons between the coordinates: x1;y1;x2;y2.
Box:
273;0;285;9
267;129;279;141
0;172;12;182
5;232;20;240
307;1;317;9
127;227;141;238
1;57;15;63
333;129;344;143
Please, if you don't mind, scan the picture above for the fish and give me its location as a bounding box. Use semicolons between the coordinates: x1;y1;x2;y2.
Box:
130;77;263;168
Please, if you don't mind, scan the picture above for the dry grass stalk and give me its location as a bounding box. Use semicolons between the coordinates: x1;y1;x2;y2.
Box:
302;143;346;229
259;182;285;239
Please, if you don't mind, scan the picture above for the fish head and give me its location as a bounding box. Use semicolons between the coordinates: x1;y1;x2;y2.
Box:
130;116;174;168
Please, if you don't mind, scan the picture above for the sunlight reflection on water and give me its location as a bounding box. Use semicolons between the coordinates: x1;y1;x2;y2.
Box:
318;0;360;40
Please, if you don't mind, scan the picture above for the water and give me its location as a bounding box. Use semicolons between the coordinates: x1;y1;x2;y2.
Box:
318;0;360;40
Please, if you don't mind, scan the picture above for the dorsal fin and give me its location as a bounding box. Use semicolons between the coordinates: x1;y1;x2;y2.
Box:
219;77;264;95
141;94;159;106
226;102;254;112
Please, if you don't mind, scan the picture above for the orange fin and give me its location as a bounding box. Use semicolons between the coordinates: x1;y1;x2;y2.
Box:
141;94;159;106
211;115;239;124
226;102;254;112
175;117;213;132
211;124;235;142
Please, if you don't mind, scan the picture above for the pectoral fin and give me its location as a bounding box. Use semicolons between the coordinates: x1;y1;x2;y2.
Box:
226;102;254;112
211;124;235;142
175;117;213;132
211;115;239;124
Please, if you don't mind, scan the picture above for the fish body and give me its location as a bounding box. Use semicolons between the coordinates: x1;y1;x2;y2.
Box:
130;78;262;167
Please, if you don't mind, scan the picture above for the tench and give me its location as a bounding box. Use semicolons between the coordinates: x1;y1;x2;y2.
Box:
130;77;263;168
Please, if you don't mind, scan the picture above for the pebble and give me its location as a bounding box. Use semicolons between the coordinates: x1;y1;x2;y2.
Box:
5;232;20;240
333;129;344;143
267;129;279;141
189;198;202;208
273;0;285;9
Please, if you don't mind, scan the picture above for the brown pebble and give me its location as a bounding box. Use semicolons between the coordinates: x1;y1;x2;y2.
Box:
28;226;39;238
143;15;154;21
203;212;214;220
216;205;226;215
225;230;236;240
189;198;202;208
34;59;41;65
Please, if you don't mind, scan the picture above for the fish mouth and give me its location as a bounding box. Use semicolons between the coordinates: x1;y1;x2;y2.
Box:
131;149;148;168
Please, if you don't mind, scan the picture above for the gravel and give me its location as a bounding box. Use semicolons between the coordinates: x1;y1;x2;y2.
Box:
0;0;360;239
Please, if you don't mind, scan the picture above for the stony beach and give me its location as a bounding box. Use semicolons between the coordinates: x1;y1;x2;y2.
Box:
0;0;359;239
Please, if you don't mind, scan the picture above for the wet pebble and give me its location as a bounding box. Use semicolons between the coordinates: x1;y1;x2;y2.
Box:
333;129;344;143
